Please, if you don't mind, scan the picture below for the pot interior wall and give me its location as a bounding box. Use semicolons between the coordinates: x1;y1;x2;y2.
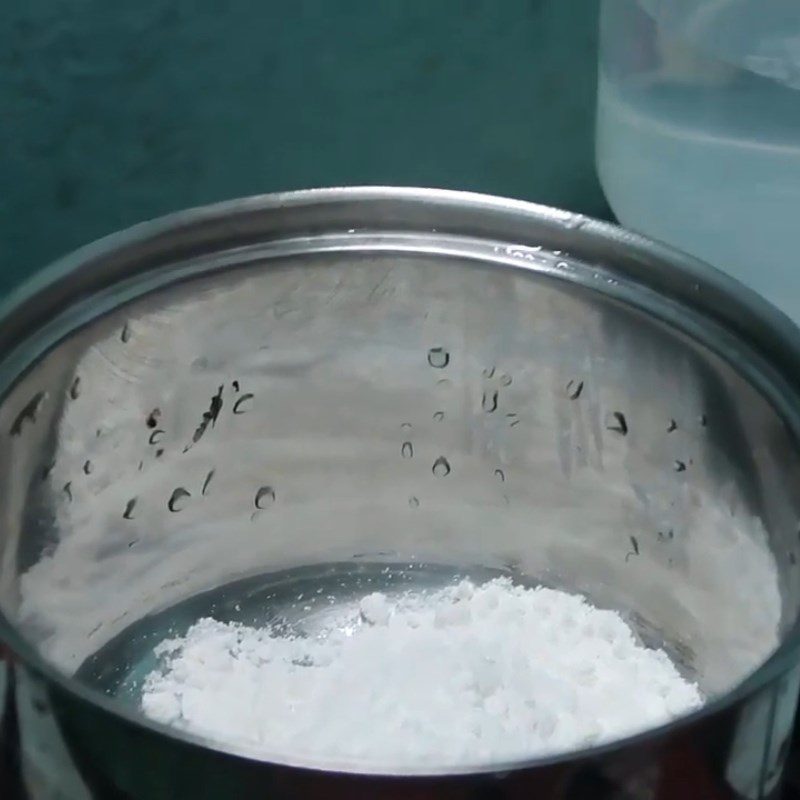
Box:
0;247;797;705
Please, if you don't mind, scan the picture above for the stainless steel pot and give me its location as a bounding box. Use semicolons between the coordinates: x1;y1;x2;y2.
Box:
1;188;800;799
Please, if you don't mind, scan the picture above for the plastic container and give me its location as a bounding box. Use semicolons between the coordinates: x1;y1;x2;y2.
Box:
596;0;800;320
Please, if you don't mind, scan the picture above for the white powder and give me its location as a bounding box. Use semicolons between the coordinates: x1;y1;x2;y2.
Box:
141;578;702;766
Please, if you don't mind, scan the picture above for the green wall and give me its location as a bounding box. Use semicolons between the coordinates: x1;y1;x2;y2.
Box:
2;1;606;292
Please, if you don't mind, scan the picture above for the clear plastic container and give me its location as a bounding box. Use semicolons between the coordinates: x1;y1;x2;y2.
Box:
596;0;800;320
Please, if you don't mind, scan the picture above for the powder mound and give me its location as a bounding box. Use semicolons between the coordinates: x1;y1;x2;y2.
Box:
141;578;702;766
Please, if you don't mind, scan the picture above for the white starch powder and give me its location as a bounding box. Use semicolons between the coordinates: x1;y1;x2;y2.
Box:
141;578;702;766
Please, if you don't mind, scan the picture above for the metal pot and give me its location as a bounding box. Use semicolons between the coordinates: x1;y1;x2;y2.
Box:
1;188;800;799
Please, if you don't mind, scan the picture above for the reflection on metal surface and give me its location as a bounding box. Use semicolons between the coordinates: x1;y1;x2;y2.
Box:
15;669;89;800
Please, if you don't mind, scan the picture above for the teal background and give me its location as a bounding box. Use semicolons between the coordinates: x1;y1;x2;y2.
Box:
2;1;606;293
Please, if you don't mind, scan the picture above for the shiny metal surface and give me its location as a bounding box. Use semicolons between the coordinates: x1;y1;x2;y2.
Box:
1;188;800;797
